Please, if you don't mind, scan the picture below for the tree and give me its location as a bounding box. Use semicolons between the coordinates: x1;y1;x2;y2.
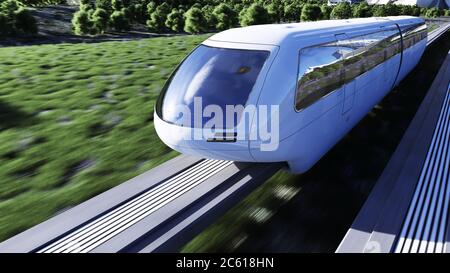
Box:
131;2;146;23
238;5;248;24
265;0;283;23
0;12;10;36
156;2;171;16
165;8;184;32
352;2;372;18
96;0;112;12
420;7;427;16
184;6;205;33
320;4;332;20
202;5;217;30
445;9;450;16
330;2;352;19
240;3;270;26
109;9;129;31
14;7;37;34
213;3;237;30
72;8;93;35
233;3;244;17
111;0;123;11
398;4;413;16
385;3;399;16
284;2;302;22
79;0;93;9
146;3;170;32
1;0;20;13
92;8;109;33
372;4;388;17
425;7;440;18
122;5;134;22
147;1;156;15
301;4;321;21
372;4;400;16
411;5;421;16
0;0;38;35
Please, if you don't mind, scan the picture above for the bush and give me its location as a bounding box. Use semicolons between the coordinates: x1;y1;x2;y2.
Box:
301;4;321;21
1;0;21;15
146;3;170;32
14;7;37;34
165;8;184;32
372;4;386;17
265;0;283;23
425;7;440;18
352;2;372;18
238;5;248;23
112;0;123;11
240;3;270;26
96;0;112;12
109;9;130;31
284;2;302;22
72;8;93;35
398;4;413;16
445;9;450;16
184;7;205;34
123;5;134;21
320;4;332;20
411;5;421;16
156;2;171;15
202;5;217;30
372;4;399;17
131;3;146;23
213;3;237;31
0;12;12;36
146;1;156;15
330;2;352;19
0;0;37;36
92;8;109;33
384;3;399;16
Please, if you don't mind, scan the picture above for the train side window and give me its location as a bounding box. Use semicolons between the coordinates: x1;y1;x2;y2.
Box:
383;26;402;60
360;31;386;69
338;35;369;83
296;41;343;111
400;22;427;50
360;28;401;73
295;26;405;112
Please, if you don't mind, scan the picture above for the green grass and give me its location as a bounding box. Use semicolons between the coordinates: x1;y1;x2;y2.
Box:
0;35;208;242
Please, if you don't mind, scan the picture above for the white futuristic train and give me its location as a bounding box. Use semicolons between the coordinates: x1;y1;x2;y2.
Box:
155;16;427;173
366;0;449;9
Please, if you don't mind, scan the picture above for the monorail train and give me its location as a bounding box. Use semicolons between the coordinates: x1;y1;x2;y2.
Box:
154;16;427;173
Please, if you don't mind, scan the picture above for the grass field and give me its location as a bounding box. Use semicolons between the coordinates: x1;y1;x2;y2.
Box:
0;35;208;241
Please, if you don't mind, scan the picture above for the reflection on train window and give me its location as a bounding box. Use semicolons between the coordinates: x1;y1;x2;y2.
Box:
401;23;427;50
295;22;425;112
296;42;343;111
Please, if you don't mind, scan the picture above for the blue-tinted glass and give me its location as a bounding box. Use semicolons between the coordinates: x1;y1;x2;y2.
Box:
157;45;269;128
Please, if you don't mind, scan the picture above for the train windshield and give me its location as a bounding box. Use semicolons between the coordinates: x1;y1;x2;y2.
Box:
157;45;269;128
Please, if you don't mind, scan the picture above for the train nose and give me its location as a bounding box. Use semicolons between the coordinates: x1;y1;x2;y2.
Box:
153;44;271;162
154;113;254;162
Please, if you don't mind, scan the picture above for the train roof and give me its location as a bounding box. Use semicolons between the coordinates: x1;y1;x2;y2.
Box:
207;16;424;46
